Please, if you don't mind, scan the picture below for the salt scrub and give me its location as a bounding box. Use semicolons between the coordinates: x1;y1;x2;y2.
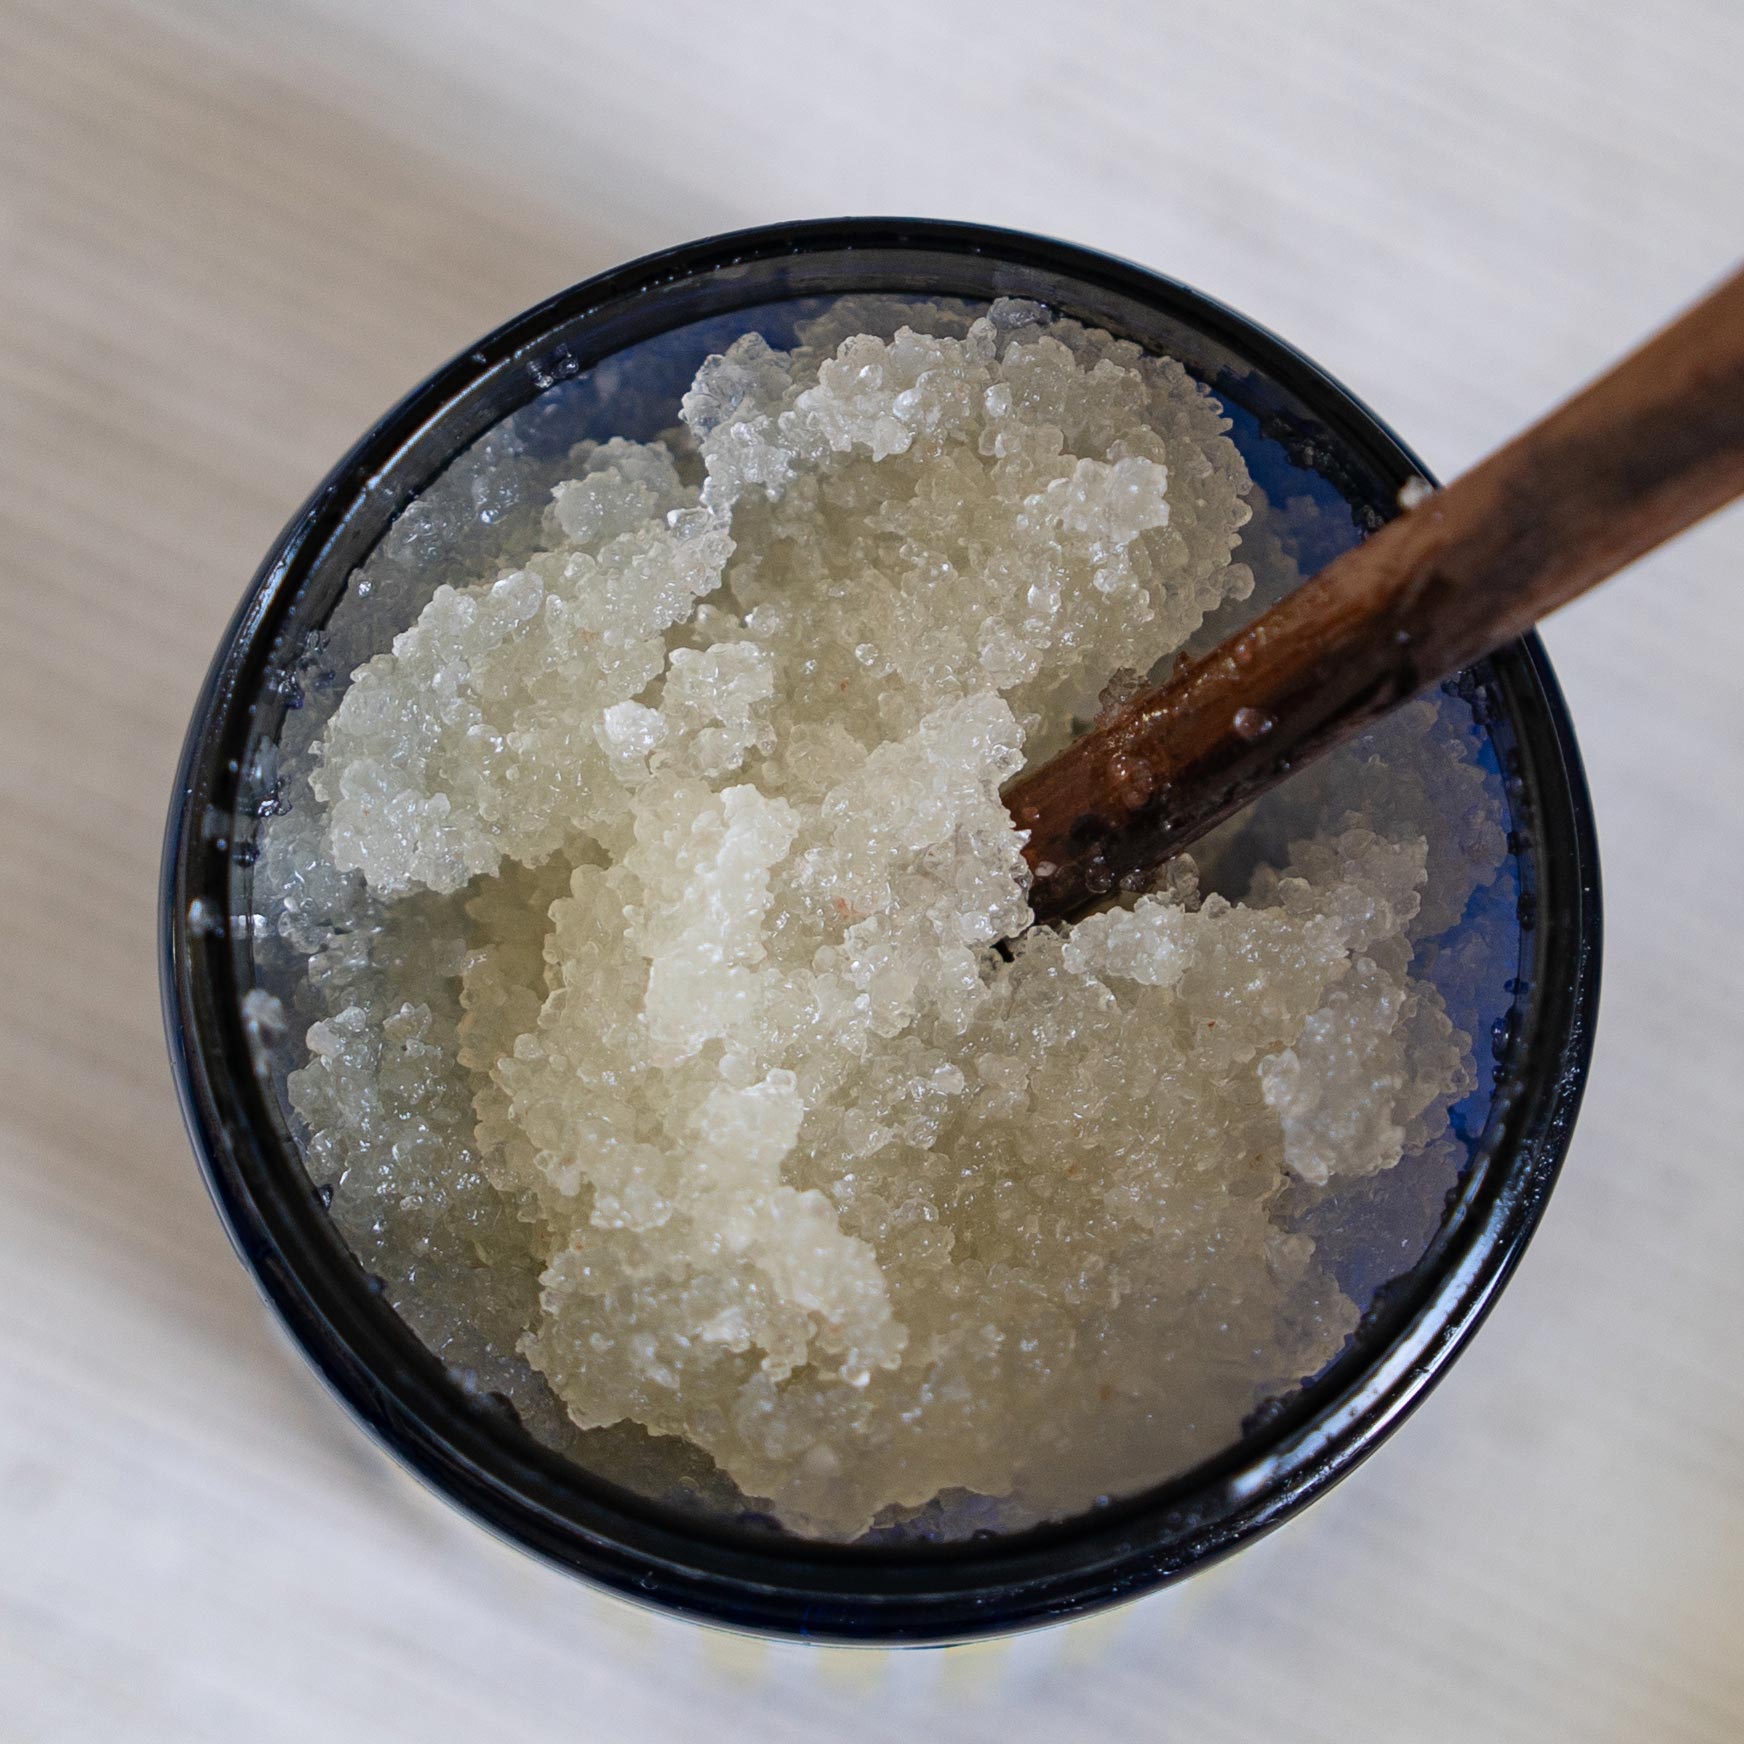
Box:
259;297;1506;1540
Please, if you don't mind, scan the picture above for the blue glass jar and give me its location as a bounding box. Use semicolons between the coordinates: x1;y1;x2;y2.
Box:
162;219;1600;1644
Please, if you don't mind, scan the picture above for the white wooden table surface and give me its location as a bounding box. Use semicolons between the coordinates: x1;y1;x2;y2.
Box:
3;2;1741;1738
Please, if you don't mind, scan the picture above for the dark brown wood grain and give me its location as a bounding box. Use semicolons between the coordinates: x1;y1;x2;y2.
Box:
1008;264;1744;927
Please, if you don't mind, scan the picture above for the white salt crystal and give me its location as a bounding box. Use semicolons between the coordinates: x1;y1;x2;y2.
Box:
263;299;1501;1541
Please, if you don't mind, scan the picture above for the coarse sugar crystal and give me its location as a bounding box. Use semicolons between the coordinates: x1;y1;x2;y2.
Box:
253;297;1507;1539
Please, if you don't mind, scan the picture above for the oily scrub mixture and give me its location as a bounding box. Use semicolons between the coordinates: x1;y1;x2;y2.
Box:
256;298;1505;1539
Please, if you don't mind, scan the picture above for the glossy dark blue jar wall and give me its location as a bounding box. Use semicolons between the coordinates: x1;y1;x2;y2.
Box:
161;219;1600;1645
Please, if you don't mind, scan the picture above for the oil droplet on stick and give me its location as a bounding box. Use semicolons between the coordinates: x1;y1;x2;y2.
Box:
1108;750;1155;810
1232;706;1275;742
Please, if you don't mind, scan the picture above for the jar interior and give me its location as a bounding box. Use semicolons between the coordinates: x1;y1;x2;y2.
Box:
222;271;1532;1547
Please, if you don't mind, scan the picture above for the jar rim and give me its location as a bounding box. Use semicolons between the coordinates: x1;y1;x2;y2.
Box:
161;216;1601;1644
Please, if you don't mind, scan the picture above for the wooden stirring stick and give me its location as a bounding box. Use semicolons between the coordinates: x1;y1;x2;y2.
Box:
1008;264;1744;928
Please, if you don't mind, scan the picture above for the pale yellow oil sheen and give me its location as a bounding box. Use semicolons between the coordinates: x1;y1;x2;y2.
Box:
260;299;1504;1538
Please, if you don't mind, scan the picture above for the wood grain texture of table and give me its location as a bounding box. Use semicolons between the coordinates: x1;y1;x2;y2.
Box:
2;2;1741;1739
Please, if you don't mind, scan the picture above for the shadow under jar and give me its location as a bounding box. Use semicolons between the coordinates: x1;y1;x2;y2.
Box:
162;218;1600;1645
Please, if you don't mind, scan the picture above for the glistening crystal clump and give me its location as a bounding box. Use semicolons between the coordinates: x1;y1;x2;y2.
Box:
254;298;1506;1539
